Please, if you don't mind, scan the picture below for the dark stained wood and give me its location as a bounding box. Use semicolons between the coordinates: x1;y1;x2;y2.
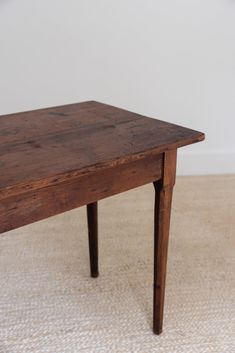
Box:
0;101;205;335
87;202;99;278
153;149;177;334
0;101;204;200
0;152;162;234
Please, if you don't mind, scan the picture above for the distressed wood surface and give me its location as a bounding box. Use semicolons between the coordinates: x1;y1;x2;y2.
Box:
153;149;177;334
0;101;205;335
0;152;162;234
0;101;204;200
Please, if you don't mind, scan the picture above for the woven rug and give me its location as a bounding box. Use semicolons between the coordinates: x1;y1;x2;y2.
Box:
0;175;234;353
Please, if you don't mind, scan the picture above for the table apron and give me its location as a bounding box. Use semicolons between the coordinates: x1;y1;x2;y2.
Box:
0;153;163;234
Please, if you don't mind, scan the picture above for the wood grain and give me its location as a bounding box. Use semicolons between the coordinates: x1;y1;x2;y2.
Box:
0;153;162;234
0;101;205;335
0;101;204;200
153;149;177;334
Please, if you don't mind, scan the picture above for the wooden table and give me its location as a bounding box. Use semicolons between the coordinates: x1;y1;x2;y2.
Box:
0;101;204;334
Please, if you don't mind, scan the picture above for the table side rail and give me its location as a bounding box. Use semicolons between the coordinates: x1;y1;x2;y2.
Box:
0;153;163;234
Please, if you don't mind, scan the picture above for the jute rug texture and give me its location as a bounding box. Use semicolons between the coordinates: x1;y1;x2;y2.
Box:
0;175;234;353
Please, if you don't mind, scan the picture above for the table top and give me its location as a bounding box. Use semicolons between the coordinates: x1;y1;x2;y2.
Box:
0;101;204;199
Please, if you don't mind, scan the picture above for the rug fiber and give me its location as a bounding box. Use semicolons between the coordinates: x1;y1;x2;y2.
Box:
0;175;234;353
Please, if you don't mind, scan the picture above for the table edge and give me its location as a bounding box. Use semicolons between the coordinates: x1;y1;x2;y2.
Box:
0;132;204;201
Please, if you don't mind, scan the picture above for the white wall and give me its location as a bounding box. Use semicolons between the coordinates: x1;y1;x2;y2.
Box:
0;0;235;175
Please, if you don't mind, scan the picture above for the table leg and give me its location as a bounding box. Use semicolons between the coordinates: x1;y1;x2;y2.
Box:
153;150;177;334
87;202;99;278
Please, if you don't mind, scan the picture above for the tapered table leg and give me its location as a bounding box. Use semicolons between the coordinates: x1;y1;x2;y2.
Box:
153;150;177;334
87;202;99;278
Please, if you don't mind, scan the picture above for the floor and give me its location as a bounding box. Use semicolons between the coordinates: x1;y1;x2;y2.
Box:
0;175;234;353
